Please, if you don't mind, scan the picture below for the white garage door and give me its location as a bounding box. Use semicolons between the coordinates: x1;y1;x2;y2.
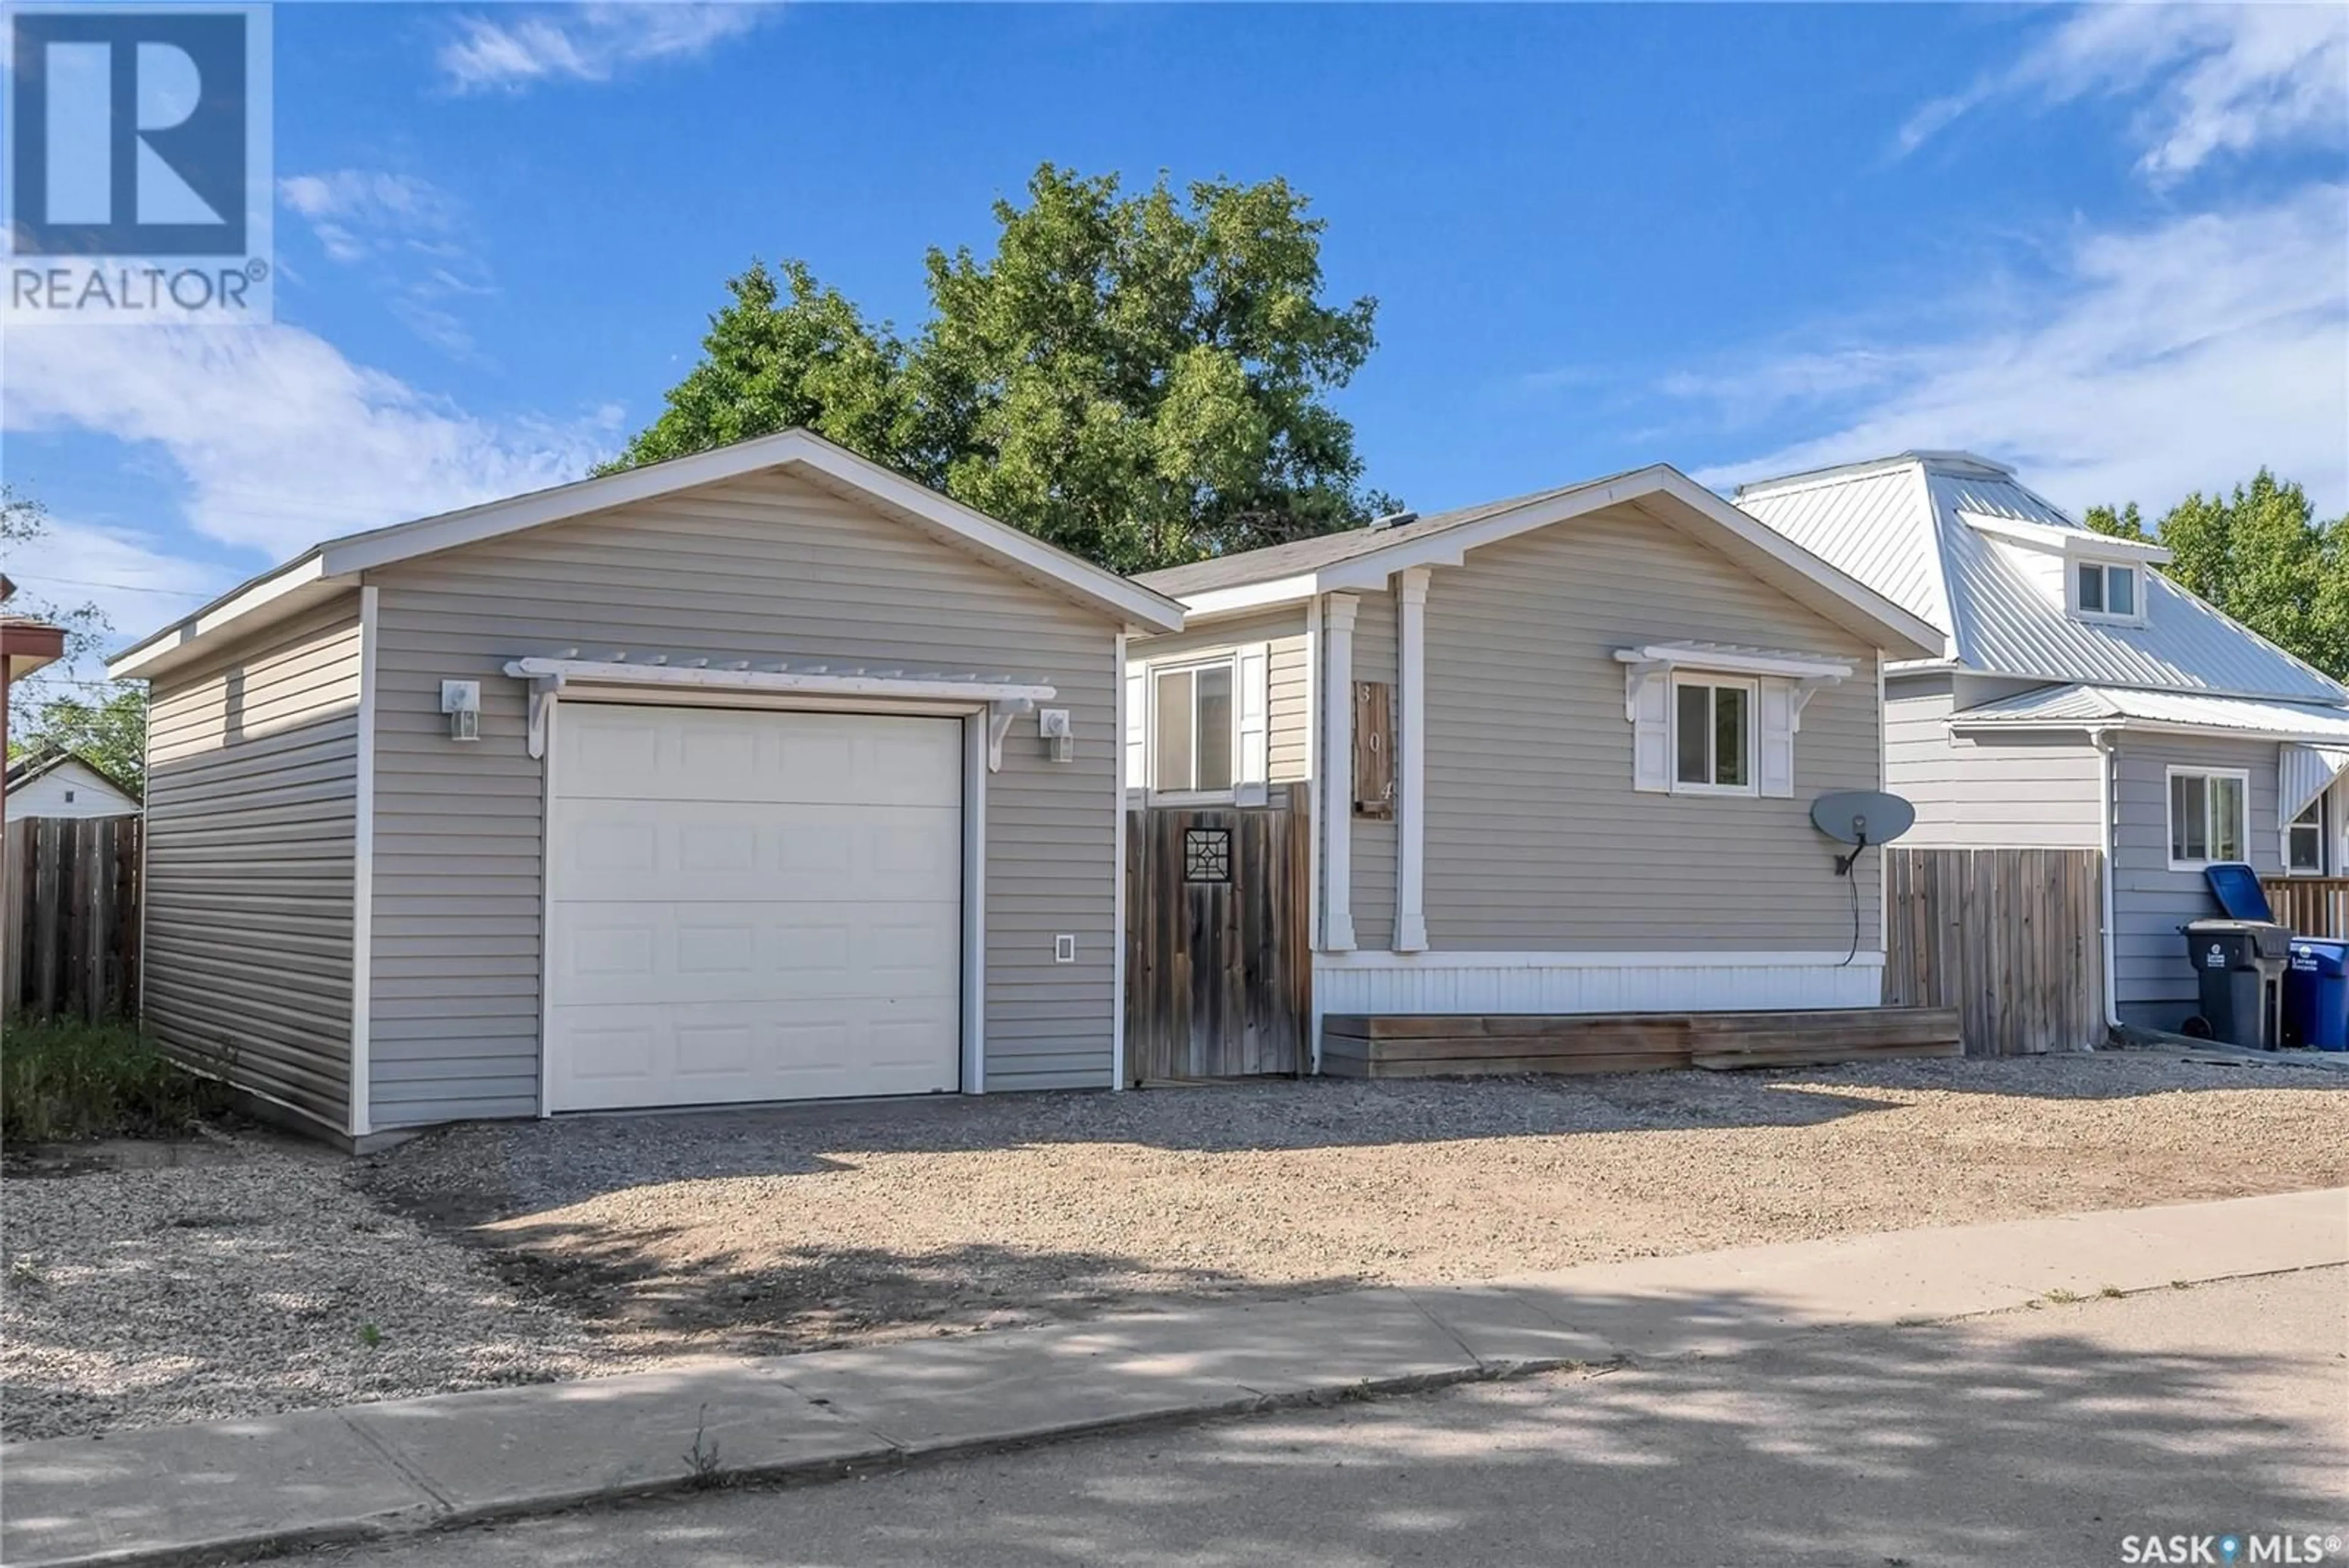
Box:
545;704;962;1112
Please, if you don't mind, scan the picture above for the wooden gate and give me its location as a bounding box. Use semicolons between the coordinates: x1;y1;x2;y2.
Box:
1883;847;2102;1056
1124;784;1311;1082
4;816;144;1022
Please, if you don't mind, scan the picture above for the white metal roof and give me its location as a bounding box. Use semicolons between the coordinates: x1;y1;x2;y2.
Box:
1734;453;2347;705
1948;684;2349;743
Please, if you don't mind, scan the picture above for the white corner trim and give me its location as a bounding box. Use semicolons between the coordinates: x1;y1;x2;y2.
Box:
347;586;379;1140
1321;593;1359;951
963;714;989;1094
1395;567;1429;953
1303;602;1324;1069
535;697;562;1119
1111;633;1129;1092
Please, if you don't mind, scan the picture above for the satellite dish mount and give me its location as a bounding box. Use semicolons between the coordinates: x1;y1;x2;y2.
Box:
1809;790;1917;878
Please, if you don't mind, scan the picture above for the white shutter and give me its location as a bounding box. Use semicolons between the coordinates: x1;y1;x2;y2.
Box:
1629;668;1670;793
1235;643;1271;806
1758;678;1795;798
1124;666;1146;794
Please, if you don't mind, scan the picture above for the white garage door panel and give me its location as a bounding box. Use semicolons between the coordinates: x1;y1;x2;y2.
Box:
547;705;963;1113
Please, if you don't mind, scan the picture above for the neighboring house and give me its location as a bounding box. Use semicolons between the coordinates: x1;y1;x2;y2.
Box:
3;751;142;819
1735;451;2349;1033
106;429;1182;1146
1129;466;1941;1032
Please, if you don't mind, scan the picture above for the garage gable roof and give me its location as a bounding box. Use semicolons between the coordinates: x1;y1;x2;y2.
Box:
109;429;1186;680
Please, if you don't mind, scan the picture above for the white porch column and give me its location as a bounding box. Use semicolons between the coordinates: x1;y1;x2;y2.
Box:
1395;567;1430;953
1321;593;1358;951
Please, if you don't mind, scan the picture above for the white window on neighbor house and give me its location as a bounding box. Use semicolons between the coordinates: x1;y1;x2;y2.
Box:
2169;767;2249;868
1150;658;1237;799
1671;675;1754;796
2073;560;2143;623
2287;795;2328;874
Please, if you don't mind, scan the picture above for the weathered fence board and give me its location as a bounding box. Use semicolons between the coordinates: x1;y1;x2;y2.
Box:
2265;877;2349;940
1124;784;1310;1082
1882;847;2102;1055
4;816;143;1022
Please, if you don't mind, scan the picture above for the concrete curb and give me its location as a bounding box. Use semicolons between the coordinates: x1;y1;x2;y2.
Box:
7;1187;2345;1568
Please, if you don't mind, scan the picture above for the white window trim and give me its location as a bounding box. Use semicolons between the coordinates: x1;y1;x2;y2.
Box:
2284;791;2329;876
2070;560;2148;628
2165;764;2252;871
1669;674;1759;798
1143;653;1241;805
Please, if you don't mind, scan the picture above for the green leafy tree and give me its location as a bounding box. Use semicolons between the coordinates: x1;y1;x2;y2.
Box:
2089;470;2349;682
2082;501;2143;540
1;485;148;787
609;165;1393;574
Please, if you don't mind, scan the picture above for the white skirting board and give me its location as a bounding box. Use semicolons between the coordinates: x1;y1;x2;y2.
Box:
1314;951;1887;1016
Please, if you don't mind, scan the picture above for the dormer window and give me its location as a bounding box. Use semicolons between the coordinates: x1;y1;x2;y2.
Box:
2073;560;2142;624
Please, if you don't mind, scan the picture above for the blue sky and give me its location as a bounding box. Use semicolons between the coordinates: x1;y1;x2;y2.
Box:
4;2;2345;657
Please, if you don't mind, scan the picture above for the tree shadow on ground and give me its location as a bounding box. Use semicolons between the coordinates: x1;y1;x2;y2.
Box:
316;1276;2347;1568
470;1221;1366;1361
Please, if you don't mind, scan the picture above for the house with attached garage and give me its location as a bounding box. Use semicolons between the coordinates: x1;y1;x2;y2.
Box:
1734;451;2349;1034
106;429;1182;1146
1124;464;1944;1075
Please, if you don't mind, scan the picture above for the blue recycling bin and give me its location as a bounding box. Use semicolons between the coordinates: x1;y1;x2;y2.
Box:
2284;940;2349;1051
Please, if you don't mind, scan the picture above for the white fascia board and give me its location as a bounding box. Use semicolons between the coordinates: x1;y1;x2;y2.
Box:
1176;576;1319;619
1319;948;1887;970
323;430;1185;633
503;656;1056;705
106;552;332;679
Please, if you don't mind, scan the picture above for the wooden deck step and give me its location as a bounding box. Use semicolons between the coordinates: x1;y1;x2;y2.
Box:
1320;1007;1963;1080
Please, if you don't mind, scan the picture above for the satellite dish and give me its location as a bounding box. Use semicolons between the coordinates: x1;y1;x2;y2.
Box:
1811;792;1915;874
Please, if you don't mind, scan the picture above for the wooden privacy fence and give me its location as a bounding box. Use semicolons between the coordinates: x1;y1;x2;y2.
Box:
1124;783;1311;1083
2264;877;2349;940
4;816;144;1022
1883;847;2103;1056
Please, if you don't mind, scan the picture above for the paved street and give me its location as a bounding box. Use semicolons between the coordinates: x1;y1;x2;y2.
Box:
311;1266;2348;1568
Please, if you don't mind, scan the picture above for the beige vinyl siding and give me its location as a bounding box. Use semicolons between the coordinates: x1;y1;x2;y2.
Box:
364;470;1119;1126
1128;606;1312;785
1420;503;1882;951
1885;672;2104;849
143;595;362;1131
1349;589;1398;949
2111;730;2281;1029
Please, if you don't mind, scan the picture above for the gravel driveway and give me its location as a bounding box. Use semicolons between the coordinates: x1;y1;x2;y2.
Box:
8;1053;2345;1443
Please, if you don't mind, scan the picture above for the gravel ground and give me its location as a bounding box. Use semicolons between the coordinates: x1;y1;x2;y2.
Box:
1;1131;606;1443
363;1052;2349;1363
9;1053;2344;1444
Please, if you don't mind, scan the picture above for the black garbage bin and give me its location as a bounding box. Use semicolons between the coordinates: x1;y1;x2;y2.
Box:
2183;918;2291;1049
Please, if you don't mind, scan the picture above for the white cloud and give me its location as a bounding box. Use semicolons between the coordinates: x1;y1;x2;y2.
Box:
2;325;618;565
1901;6;2349;180
438;3;770;94
278;170;496;358
1683;187;2349;518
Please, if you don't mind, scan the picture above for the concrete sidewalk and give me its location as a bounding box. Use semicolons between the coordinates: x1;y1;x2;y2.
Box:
7;1188;2344;1568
